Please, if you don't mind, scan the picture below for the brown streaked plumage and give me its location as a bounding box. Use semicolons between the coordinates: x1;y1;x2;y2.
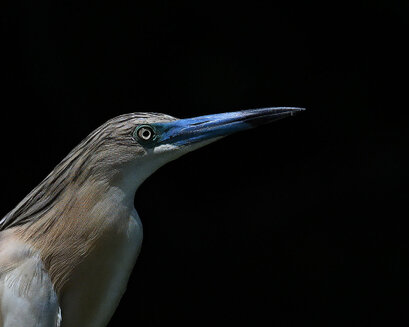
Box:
0;112;176;231
1;113;176;294
0;112;178;326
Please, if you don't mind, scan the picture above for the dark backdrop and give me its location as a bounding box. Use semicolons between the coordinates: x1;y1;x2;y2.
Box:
1;1;408;326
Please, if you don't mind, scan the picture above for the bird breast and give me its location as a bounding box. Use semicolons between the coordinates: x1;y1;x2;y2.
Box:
58;209;143;327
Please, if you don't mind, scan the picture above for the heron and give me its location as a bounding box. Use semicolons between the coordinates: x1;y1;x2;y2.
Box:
0;107;303;326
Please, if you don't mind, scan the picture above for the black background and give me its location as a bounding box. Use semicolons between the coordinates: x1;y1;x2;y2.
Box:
1;1;409;326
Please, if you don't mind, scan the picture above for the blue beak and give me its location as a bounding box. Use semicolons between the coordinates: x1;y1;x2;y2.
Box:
151;107;304;147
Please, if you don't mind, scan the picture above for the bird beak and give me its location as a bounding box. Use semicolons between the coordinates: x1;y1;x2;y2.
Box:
154;107;305;147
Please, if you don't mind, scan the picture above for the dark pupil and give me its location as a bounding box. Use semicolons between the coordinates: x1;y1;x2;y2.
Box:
142;130;150;138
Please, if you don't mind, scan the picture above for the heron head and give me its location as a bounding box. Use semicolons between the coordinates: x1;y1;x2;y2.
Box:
72;107;304;190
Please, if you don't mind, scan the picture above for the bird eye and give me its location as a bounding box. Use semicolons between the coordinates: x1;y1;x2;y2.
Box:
136;125;155;141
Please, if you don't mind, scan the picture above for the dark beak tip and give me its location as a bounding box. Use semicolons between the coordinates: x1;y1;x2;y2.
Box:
290;107;306;116
268;107;305;117
283;108;306;116
291;107;306;111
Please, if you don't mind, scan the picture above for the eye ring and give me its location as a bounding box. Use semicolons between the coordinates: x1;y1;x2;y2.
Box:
135;125;155;142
